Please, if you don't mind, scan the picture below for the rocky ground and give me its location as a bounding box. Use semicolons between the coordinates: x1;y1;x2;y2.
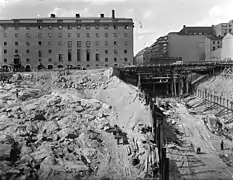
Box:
0;69;154;180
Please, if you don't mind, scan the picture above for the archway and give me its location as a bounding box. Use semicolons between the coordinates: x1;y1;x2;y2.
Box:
48;65;53;69
57;65;63;69
25;65;31;72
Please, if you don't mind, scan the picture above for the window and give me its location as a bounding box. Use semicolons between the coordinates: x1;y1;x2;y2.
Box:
59;33;63;37
96;54;100;61
124;58;128;61
105;33;108;38
114;25;117;29
38;50;42;57
68;24;72;29
38;33;42;38
68;41;72;48
48;58;52;62
218;45;221;48
77;41;81;47
15;33;18;38
39;59;41;62
96;64;99;67
114;41;117;45
58;25;63;29
124;41;128;46
95;25;99;29
26;41;30;46
105;50;108;54
213;47;216;51
87;64;90;68
48;33;52;37
48;41;52;45
125;25;129;29
15;49;18;54
38;25;42;29
105;41;108;46
124;33;128;37
77;24;81;29
104;24;109;29
68;49;72;61
48;49;52;54
48;25;52;29
77;33;80;37
15;41;18;46
86;49;90;61
26;33;30;37
86;33;90;38
86;41;91;48
4;33;7;37
217;41;220;44
68;33;72;37
26;58;30;63
114;49;117;54
230;29;232;32
105;64;108;67
59;54;63;62
114;64;117;67
38;41;42;46
4;49;7;54
26;49;30;53
3;59;7;63
26;26;30;30
114;33;118;38
86;25;90;29
96;33;99;38
105;58;108;62
124;50;127;54
213;41;215;44
114;58;117;62
4;42;7;46
77;49;81;61
95;41;99;46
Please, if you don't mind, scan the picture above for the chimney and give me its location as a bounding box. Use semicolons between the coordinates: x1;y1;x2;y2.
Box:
50;14;56;18
100;14;104;18
76;14;80;18
183;25;186;28
112;10;115;19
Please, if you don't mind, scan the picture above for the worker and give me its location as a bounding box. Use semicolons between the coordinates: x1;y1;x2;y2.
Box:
221;140;224;150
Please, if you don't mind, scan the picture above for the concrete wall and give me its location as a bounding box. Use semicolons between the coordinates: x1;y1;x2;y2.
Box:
0;18;134;70
205;48;222;61
222;33;233;60
168;34;206;62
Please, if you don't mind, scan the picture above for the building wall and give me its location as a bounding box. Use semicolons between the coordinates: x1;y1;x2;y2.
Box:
168;33;206;62
205;48;222;61
204;37;222;60
134;53;143;65
214;22;233;37
222;33;233;60
0;16;133;70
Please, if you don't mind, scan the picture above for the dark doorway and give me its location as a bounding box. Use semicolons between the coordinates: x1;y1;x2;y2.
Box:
58;65;63;69
25;65;31;72
48;65;53;69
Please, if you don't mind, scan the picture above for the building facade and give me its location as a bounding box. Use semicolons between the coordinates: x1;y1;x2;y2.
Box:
214;20;233;37
221;33;233;60
204;36;222;61
134;47;149;65
0;10;134;71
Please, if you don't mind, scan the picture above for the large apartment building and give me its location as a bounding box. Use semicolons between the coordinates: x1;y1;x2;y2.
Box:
0;10;134;71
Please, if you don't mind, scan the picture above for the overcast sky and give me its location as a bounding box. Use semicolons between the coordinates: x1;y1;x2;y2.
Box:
0;0;233;54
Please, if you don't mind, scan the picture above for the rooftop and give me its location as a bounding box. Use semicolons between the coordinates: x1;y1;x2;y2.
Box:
178;25;215;35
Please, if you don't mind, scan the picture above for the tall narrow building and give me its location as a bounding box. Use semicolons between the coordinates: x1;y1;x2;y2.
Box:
0;10;134;71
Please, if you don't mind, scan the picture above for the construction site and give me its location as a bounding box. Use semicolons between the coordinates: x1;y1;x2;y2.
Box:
1;62;233;180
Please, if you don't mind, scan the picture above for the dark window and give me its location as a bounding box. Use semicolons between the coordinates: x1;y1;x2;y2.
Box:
15;49;18;54
114;25;117;29
96;33;99;38
48;49;52;54
77;41;81;47
86;25;90;29
125;25;128;29
68;49;72;61
105;58;108;62
105;41;108;46
77;33;80;37
124;50;127;54
38;41;42;46
105;64;108;67
68;41;72;48
68;24;72;29
59;33;63;37
26;49;30;53
114;41;117;45
95;41;99;46
114;33;117;38
4;49;7;54
59;54;63;62
213;41;215;44
4;42;7;46
114;57;117;62
114;64;117;67
96;54;100;61
68;33;72;37
86;41;91;47
86;49;90;61
26;58;30;63
48;41;52;45
213;47;216;51
87;64;90;68
15;33;18;38
3;58;7;63
15;41;18;46
86;33;90;38
48;58;52;62
105;33;108;38
38;25;42;29
26;41;30;46
77;49;81;61
105;50;108;54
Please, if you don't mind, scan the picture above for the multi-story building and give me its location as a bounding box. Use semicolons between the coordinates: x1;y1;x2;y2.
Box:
214;20;233;37
221;33;233;60
204;36;223;61
0;10;134;71
134;47;149;65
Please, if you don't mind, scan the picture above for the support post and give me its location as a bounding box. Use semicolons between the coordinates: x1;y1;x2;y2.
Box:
180;77;184;96
137;74;141;91
174;78;177;97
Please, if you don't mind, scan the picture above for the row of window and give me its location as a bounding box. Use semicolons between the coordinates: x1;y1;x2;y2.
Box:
3;48;128;55
4;40;129;47
212;40;220;44
4;32;129;38
4;24;129;30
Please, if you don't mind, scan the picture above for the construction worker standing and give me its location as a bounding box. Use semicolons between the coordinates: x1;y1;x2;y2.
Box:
221;140;224;150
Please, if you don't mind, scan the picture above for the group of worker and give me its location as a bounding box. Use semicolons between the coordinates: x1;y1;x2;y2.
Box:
197;139;225;154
